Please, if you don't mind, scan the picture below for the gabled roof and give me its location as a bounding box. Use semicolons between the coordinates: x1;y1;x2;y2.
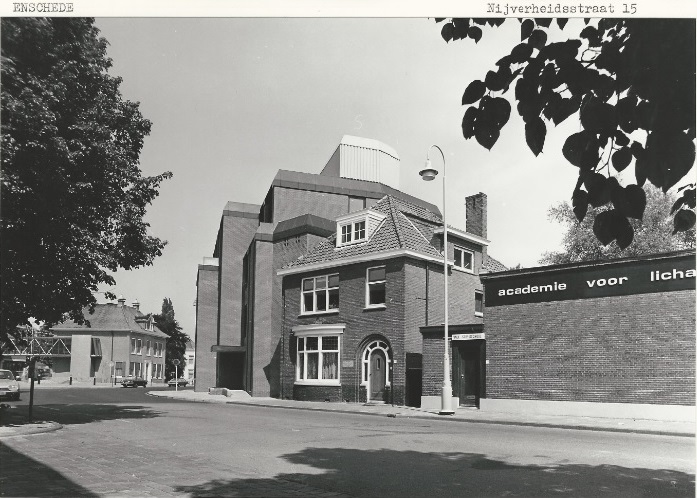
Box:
280;194;508;275
483;255;508;273
51;303;168;339
281;196;448;271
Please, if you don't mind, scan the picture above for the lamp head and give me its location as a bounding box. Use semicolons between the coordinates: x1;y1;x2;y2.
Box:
419;159;439;181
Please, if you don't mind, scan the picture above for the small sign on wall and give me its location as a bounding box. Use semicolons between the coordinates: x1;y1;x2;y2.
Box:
343;360;354;367
451;333;485;341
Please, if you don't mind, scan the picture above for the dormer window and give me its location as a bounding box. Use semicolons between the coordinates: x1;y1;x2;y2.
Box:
336;209;385;248
341;220;366;244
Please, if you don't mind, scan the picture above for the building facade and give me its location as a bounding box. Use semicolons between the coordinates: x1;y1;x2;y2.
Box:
422;250;696;420
183;339;196;383
48;298;168;384
194;135;503;405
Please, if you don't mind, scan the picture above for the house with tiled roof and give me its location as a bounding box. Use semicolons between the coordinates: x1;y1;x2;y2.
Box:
194;135;505;409
49;297;168;384
278;192;494;407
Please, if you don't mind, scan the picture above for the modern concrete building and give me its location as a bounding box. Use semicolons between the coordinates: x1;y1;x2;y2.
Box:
194;135;504;406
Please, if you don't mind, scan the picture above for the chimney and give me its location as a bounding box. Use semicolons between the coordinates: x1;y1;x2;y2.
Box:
132;299;140;311
465;193;487;239
117;295;126;307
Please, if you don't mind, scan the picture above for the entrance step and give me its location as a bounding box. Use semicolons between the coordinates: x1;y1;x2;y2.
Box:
224;389;252;400
208;388;251;399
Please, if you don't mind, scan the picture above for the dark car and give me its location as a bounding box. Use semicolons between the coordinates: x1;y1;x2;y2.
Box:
167;378;188;387
121;376;147;388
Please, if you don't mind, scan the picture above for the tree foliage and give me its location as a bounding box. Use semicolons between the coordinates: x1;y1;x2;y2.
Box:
154;298;190;381
540;185;696;265
1;18;171;346
438;18;696;248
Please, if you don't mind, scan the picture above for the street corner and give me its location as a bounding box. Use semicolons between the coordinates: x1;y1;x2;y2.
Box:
0;417;62;439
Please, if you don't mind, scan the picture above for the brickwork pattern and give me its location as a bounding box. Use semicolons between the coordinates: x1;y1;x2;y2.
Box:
421;333;457;397
251;240;275;397
219;215;259;346
282;259;408;404
485;290;696;405
195;267;219;392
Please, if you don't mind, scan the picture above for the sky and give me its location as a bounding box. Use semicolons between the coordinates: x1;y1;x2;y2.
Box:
91;16;690;337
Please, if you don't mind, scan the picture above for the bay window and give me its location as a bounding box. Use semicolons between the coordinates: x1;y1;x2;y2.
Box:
294;325;344;385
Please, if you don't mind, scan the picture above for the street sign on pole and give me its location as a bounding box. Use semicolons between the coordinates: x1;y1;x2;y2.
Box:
172;359;180;391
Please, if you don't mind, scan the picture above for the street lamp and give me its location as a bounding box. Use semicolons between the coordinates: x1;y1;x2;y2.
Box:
419;145;455;415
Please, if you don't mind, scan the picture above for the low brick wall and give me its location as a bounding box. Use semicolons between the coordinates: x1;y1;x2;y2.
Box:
485;290;696;405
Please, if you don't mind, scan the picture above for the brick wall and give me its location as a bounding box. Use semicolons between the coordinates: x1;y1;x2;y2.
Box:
485;290;696;405
421;332;454;397
282;258;408;404
218;214;259;346
194;265;219;392
250;239;275;396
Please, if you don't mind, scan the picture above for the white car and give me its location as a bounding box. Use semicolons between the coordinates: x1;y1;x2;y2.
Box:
0;369;20;401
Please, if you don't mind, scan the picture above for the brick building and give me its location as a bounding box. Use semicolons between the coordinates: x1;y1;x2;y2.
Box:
421;250;695;420
194;135;504;406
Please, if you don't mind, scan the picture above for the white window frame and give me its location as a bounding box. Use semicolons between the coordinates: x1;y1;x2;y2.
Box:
474;290;484;317
361;340;392;387
365;266;387;308
146;340;151;356
339;219;367;246
131;338;137;354
453;245;474;273
294;325;344;386
301;274;339;315
136;339;142;355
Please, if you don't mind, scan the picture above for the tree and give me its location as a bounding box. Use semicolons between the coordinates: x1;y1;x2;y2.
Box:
1;18;171;347
437;18;695;248
154;298;189;381
540;184;696;265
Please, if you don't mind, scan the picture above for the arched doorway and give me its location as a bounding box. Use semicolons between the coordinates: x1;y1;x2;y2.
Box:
361;339;391;402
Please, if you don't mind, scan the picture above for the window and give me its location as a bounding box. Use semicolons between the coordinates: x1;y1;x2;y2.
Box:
131;338;137;354
454;246;474;272
129;362;136;376
340;220;366;244
115;362;124;378
475;291;483;316
366;266;386;307
188;355;194;362
136;339;142;355
158;342;163;357
188;368;194;378
296;335;340;384
146;340;151;356
301;274;339;314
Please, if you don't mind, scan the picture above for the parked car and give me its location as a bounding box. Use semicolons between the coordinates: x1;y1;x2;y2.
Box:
167;378;188;387
121;376;148;388
0;369;21;400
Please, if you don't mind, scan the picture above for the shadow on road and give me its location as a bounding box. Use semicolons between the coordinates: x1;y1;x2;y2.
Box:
174;447;695;497
0;443;98;497
2;404;161;426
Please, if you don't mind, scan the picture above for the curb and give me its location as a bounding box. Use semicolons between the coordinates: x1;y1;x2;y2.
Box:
146;393;694;438
0;421;63;439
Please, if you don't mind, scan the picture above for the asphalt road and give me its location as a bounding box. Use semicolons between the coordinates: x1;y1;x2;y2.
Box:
1;387;694;497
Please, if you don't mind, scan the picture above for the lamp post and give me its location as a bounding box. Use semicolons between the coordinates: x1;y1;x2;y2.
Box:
419;145;454;415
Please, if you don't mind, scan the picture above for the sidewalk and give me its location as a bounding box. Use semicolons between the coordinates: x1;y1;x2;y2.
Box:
148;390;696;437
